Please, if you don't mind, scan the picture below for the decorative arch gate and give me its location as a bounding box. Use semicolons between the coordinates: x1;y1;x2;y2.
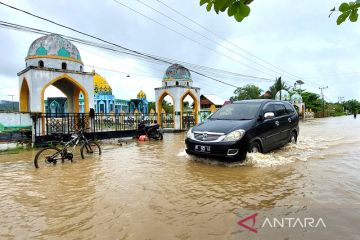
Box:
155;88;200;130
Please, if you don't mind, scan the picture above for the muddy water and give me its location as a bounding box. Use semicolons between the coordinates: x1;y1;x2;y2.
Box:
0;116;359;239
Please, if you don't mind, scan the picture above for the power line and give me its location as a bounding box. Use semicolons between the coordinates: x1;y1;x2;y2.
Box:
153;0;303;80
0;1;325;91
112;0;279;78
0;20;279;87
131;0;295;79
0;20;235;88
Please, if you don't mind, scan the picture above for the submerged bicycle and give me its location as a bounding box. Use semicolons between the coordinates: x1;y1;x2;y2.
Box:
34;128;101;168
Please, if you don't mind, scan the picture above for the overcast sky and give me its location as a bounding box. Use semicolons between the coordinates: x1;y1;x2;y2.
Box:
0;0;359;103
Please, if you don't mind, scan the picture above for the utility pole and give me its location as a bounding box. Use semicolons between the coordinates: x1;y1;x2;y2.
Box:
319;86;328;118
8;94;15;111
340;97;345;113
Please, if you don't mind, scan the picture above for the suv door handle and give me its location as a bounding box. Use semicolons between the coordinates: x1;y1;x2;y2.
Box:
288;118;292;123
275;121;280;126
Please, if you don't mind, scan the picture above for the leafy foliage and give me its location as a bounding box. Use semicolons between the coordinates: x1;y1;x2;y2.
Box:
199;0;253;22
301;91;323;112
162;100;174;113
148;101;174;113
0;101;19;111
344;99;360;113
268;77;289;99
148;101;156;113
230;84;262;101
330;1;360;25
199;0;360;25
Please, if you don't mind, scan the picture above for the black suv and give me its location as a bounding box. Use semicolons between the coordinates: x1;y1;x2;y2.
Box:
185;100;299;162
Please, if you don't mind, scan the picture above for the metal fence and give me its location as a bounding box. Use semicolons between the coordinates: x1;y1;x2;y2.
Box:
32;112;175;143
182;112;195;130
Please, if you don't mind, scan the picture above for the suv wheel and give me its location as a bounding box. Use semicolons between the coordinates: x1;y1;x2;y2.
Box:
290;131;297;144
249;142;261;153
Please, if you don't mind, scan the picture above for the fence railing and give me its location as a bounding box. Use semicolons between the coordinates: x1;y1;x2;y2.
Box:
32;112;176;137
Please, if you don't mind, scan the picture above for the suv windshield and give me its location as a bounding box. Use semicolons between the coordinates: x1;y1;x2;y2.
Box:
210;102;261;120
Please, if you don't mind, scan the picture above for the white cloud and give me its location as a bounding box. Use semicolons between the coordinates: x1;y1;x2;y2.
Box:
0;0;360;104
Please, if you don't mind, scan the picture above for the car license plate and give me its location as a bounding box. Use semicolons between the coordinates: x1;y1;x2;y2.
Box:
195;145;211;153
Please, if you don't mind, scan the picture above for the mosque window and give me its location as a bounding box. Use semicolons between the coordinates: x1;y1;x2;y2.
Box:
38;60;44;68
36;46;47;55
58;47;70;58
176;81;179;86
80;66;83;72
62;62;67;70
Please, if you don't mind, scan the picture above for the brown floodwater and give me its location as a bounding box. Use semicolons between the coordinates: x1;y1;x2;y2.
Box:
0;116;359;239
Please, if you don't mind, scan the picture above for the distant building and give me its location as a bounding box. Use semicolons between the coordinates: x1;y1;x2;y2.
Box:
261;91;272;99
200;94;225;111
0;100;19;112
129;90;149;114
45;97;67;116
43;71;149;114
78;71;134;114
199;94;227;122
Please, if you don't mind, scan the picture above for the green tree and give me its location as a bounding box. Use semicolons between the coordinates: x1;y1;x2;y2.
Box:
199;0;360;25
301;91;323;112
330;1;360;25
230;84;262;101
162;100;174;113
344;99;360;113
199;0;253;22
148;101;156;113
268;77;289;99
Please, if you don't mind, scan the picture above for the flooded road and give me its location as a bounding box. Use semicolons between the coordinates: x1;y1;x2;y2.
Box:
0;116;359;239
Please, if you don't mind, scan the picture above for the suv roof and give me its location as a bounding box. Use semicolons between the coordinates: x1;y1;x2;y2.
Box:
233;99;278;104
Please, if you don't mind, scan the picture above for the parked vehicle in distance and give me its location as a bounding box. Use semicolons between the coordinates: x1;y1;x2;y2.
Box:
136;120;163;140
185;100;299;162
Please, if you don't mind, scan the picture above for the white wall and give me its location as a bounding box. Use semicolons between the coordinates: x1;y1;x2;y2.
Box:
19;69;94;112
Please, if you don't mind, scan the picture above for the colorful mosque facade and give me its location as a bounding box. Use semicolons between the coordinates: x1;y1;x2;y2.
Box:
45;71;149;114
83;72;148;114
129;90;149;114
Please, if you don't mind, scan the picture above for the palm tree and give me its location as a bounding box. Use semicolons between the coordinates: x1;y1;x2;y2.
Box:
268;77;289;99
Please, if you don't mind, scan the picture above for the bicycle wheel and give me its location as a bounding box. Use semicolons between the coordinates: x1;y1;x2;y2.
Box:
34;147;62;168
80;141;101;159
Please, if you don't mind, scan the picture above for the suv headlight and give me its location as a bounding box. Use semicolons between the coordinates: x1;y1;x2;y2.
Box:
222;129;245;142
186;128;194;139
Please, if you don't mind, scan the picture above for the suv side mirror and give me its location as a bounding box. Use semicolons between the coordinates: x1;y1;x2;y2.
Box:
264;112;275;120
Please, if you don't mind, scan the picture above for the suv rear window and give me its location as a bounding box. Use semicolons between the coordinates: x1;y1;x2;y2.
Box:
284;103;295;114
263;103;274;113
274;104;286;117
